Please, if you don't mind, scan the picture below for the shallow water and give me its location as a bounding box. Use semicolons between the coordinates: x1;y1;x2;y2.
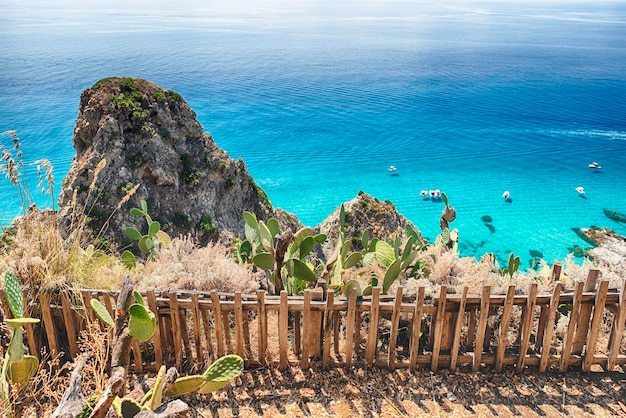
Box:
1;0;626;267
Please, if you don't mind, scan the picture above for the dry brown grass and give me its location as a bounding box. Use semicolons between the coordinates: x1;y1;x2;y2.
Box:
138;235;260;293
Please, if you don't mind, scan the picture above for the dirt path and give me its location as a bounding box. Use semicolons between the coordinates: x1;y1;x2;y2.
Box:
197;366;626;417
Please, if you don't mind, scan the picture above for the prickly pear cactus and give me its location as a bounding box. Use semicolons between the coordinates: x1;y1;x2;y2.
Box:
164;375;206;397
198;354;244;394
128;303;156;342
3;271;24;318
90;298;114;327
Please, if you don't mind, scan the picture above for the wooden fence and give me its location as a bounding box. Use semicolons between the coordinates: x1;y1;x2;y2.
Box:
3;265;626;374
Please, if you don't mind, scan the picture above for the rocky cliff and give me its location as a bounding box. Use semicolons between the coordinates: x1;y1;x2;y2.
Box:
58;77;275;249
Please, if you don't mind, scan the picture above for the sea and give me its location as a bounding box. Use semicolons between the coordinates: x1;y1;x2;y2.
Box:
1;0;626;269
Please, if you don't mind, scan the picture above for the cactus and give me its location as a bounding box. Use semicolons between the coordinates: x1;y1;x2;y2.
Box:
128;303;156;342
123;199;171;266
437;193;458;250
90;298;115;327
198;354;244;394
501;253;521;278
1;272;41;418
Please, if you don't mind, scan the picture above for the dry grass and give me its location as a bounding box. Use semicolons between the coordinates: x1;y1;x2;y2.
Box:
138;235;260;293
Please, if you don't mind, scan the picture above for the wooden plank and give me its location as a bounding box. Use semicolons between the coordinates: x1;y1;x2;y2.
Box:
473;285;491;372
279;290;288;370
131;339;143;372
409;287;425;372
81;290;95;323
293;311;301;356
345;288;357;367
257;290;267;366
517;283;538;371
190;294;203;363
222;304;232;352
243;310;251;355
310;288;324;358
535;306;549;350
365;287;381;366
560;281;584;372
450;287;468;371
495;285;516;372
322;290;334;370
103;292;115;320
333;310;340;356
607;280;626;371
210;290;225;357
146;291;163;369
583;280;609;372
21;294;39;358
168;293;184;369
539;282;562;372
387;287;403;370
431;286;448;372
573;268;600;354
467;310;476;347
301;290;312;369
39;292;58;358
200;305;214;359
234;292;244;358
60;290;79;359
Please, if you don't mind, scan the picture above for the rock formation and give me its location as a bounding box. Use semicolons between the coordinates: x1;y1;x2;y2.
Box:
316;191;425;260
58;77;274;250
580;227;626;275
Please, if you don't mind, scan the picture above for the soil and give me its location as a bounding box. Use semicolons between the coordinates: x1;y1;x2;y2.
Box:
192;365;626;418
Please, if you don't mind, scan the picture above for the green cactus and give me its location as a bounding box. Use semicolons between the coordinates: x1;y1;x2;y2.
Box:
90;298;115;327
1;272;41;418
198;354;244;394
123;199;171;266
501;253;521;278
128;303;156;342
326;205;363;291
163;375;207;397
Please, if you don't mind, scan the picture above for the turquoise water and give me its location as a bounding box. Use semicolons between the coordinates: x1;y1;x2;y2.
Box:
1;0;626;268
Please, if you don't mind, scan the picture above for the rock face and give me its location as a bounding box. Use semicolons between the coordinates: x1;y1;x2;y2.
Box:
316;191;425;260
58;77;273;249
581;227;626;275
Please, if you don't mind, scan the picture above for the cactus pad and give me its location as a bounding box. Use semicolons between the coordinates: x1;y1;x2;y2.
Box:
3;271;24;318
7;355;39;392
164;375;206;397
128;303;156;342
90;299;114;327
197;355;243;394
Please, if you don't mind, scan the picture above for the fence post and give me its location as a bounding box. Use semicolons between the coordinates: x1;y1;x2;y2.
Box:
146;290;163;369
450;287;468;372
257;290;267;366
279;290;289;370
39;292;58;359
345;288;357;367
517;283;537;371
431;286;448;371
582;280;609;372
495;285;516;372
322;290;334;370
607;279;626;371
560;281;584;372
539;282;562;372
572;268;600;355
473;285;491;372
409;287;425;372
234;292;244;358
210;291;225;358
365;287;381;366
388;287;403;370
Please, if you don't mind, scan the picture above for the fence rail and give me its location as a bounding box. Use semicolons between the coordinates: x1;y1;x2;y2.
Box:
2;265;626;374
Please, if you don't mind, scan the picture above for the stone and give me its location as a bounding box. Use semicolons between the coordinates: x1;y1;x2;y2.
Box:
134;399;195;418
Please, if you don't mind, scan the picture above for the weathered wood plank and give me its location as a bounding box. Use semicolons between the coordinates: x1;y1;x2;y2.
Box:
517;283;538;371
293;311;301;356
388;287;403;370
539;282;562;372
168;293;184;369
345;288;357;367
279;290;288;370
60;291;78;359
234;292;244;358
323;290;334;370
450;287;468;372
607;280;626;371
210;291;225;357
190;293;203;363
495;285;516;372
301;290;312;370
431;286;448;372
583;280;609;372
473;286;491;372
146;290;163;369
39;292;58;358
560;281;584;372
257;290;267;366
572;268;600;354
409;287;425;372
365;287;381;366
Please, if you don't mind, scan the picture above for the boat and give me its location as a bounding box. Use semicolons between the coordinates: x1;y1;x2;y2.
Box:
434;189;441;198
420;190;428;197
502;191;510;199
387;165;397;172
576;186;585;194
429;190;435;197
589;162;602;169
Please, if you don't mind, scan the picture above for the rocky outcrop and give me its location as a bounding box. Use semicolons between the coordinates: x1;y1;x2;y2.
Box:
580;227;626;275
58;77;274;250
316;191;425;260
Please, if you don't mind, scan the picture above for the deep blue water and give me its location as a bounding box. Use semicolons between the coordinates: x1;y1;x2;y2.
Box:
1;0;626;268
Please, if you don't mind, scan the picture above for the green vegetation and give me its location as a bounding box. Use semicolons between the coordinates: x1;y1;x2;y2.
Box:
197;214;218;235
122;199;172;268
180;154;202;186
111;78;150;123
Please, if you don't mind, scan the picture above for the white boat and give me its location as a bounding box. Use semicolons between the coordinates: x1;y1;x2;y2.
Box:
387;165;397;172
576;186;585;194
434;189;441;197
420;190;428;197
429;190;435;197
502;191;510;199
589;162;602;169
